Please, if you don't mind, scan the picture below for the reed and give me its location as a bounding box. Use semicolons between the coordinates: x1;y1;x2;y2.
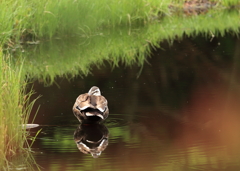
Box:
0;49;38;169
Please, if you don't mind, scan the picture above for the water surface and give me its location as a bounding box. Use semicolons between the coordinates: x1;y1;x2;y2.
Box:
26;34;240;171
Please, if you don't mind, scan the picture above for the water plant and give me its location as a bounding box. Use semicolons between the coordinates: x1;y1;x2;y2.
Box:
0;49;38;169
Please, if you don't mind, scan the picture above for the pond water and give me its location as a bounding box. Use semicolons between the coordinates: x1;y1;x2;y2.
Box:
24;34;240;171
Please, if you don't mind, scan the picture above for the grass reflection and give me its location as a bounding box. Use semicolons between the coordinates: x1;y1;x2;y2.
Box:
12;8;239;85
21;34;240;170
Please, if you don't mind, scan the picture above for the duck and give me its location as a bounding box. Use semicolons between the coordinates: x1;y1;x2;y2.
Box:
73;86;109;122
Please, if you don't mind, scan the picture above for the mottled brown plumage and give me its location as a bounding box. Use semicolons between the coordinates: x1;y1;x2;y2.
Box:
73;86;109;122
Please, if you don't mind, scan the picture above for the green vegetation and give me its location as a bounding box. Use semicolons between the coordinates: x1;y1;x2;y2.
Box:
1;0;239;44
0;0;164;42
0;50;38;169
0;0;239;169
19;8;240;84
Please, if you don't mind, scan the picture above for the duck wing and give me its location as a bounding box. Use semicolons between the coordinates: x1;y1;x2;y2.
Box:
76;93;94;110
95;96;108;113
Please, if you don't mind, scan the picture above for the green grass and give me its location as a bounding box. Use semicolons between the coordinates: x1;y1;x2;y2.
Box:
0;0;163;42
16;7;240;85
0;49;38;169
0;0;238;86
0;0;239;44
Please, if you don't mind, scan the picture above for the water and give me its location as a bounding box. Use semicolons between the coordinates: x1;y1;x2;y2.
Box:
26;35;240;170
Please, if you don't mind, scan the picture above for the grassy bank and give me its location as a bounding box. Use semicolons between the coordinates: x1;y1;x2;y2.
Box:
18;8;240;84
0;0;239;44
0;50;37;169
0;0;159;42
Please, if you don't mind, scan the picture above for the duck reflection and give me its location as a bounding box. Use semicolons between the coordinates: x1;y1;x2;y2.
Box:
73;123;109;158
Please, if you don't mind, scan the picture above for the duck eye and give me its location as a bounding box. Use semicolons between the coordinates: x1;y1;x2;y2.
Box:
76;106;81;111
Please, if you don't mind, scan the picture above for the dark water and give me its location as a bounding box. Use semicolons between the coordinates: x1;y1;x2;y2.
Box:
28;35;240;170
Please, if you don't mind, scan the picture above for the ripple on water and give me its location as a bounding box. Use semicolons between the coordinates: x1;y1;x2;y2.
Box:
104;114;130;128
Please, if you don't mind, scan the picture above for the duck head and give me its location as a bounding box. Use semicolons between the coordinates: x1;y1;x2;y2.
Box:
73;86;109;122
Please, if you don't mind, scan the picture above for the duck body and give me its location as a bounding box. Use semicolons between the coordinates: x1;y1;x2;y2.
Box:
73;86;109;122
